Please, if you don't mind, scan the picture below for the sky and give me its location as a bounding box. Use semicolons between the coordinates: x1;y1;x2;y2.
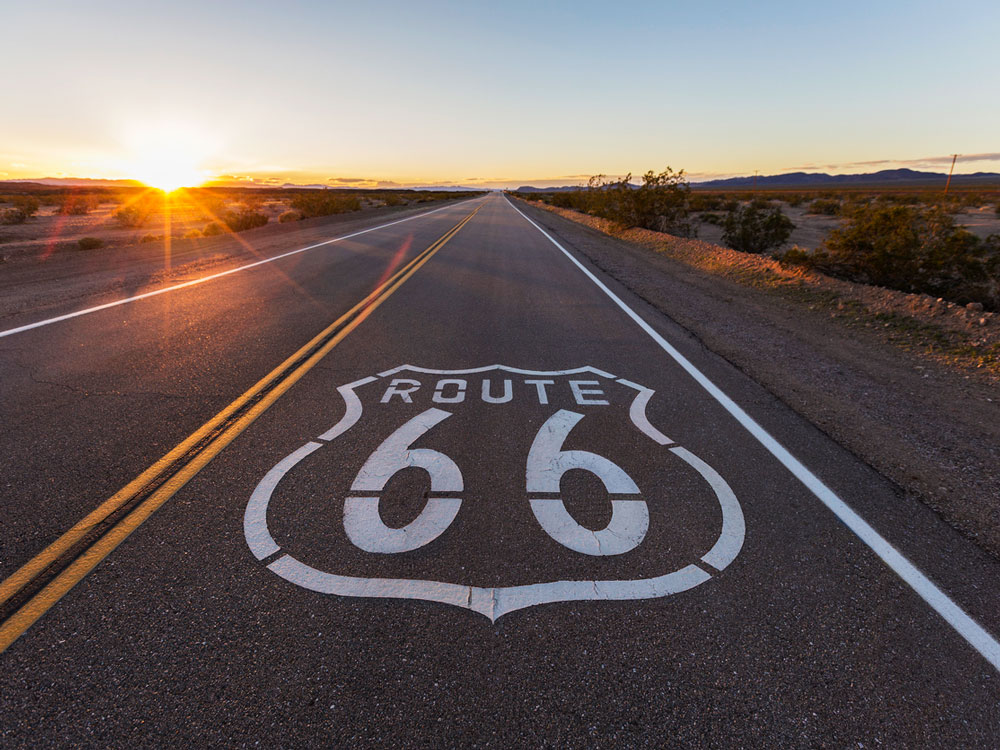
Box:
2;0;998;188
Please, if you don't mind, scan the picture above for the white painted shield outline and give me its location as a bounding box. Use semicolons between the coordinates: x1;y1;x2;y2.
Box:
244;365;745;621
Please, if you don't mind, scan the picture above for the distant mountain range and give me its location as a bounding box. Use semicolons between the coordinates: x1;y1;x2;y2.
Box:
693;168;1000;189
513;185;582;193
515;168;1000;192
3;177;144;187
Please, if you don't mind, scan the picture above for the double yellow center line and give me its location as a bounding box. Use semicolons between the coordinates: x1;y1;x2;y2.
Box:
0;204;481;653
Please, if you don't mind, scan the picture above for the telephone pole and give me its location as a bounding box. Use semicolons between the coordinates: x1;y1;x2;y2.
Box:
944;154;958;195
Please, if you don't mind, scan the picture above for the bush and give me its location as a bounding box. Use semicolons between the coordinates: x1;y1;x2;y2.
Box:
1;208;28;225
774;246;811;265
721;200;795;254
139;233;162;243
78;237;104;250
239;195;264;211
382;193;404;207
202;209;268;236
114;204;151;227
516;191;549;203
602;169;694;235
192;193;226;219
222;209;268;232
278;210;302;223
780;203;1000;310
808;198;841;216
59;194;99;215
11;196;39;217
880;193;923;206
550;169;694;236
290;192;361;218
689;193;727;212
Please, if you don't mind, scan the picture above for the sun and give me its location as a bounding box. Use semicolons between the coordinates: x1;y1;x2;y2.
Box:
122;123;212;192
131;144;206;193
135;157;201;193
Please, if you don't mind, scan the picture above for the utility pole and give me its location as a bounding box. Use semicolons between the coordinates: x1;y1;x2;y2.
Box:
944;154;958;195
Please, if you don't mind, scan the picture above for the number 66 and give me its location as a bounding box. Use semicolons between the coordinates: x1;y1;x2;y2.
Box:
343;408;646;556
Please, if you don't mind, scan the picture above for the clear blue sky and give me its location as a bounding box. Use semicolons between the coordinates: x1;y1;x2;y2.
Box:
2;0;998;187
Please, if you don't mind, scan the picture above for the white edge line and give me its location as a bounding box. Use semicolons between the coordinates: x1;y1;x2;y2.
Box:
505;196;1000;672
0;199;478;340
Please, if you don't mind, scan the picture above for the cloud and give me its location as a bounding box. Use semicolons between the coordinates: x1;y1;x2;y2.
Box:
208;174;285;186
943;152;1000;163
328;177;368;184
785;152;1000;173
376;180;402;188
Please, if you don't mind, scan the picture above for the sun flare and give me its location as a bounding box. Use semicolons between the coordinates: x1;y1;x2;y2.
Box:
132;154;204;192
122;123;213;192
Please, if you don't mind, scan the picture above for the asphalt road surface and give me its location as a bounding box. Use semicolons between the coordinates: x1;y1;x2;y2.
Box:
1;193;998;747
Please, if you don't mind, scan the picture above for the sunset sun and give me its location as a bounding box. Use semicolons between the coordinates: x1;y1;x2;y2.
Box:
132;152;203;192
123;124;212;192
134;153;205;193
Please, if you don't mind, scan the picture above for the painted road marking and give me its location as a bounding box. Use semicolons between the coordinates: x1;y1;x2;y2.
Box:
0;206;482;654
505;196;1000;672
0;198;479;340
526;409;646;556
0;213;472;611
345;407;464;554
244;365;746;620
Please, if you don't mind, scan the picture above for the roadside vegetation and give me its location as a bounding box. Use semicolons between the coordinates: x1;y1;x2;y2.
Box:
722;200;795;254
779;204;1000;310
0;196;39;225
289;192;362;218
533;169;695;236
0;182;481;256
515;179;1000;311
203;208;270;236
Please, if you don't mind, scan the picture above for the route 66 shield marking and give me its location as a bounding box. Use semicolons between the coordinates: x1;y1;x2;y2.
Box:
244;365;745;621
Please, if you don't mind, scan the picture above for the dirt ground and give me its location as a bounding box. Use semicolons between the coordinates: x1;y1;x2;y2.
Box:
516;198;1000;563
694;203;1000;250
0;195;390;261
0;199;464;324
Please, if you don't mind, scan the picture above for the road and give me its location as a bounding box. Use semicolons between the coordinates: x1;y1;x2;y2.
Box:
1;193;998;746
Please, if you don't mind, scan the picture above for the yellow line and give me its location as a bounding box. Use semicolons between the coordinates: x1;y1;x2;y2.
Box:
0;207;475;610
0;205;479;653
